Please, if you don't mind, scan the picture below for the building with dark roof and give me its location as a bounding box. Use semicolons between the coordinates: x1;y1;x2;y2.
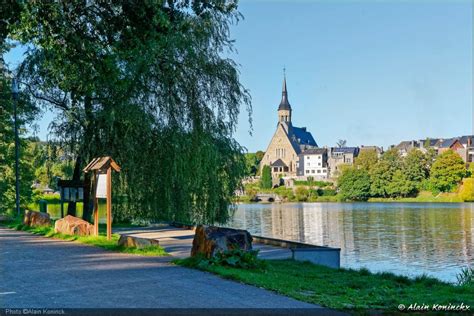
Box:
260;74;319;177
327;147;360;178
297;148;329;178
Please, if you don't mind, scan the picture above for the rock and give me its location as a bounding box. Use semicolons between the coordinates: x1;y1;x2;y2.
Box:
23;210;51;227
54;215;94;236
118;235;160;249
191;225;253;258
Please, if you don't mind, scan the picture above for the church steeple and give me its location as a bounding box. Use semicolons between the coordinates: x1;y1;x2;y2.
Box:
278;69;292;123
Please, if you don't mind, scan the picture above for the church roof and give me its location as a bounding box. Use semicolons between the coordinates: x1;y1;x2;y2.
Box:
278;76;291;111
271;159;287;167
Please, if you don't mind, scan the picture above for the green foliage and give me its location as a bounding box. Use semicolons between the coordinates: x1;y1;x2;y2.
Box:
338;167;371;201
354;149;378;172
459;178;474;202
430;150;466;192
386;170;415;198
260;165;272;189
176;249;266;270
294;186;310;202
244;152;264;176
9;1;251;224
456;267;474;287
404;149;429;185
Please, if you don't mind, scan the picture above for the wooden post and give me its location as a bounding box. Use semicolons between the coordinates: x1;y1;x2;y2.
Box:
106;167;112;240
93;171;99;237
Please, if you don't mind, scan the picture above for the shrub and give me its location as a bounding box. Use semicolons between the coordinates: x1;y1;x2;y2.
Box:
295;187;310;202
185;249;267;270
456;267;474;287
260;165;272;189
460;178;474;202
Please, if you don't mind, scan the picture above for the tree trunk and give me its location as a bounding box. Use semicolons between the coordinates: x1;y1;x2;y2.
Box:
82;172;92;222
67;155;82;216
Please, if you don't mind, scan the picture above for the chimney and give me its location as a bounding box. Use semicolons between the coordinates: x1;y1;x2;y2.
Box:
468;137;472;147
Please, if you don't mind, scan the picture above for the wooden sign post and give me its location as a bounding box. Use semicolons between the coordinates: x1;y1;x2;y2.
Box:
84;157;121;240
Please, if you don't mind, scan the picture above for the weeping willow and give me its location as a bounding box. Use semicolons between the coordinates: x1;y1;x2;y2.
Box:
11;0;251;224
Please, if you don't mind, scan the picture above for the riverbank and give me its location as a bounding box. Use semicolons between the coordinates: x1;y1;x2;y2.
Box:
237;191;466;204
175;256;474;311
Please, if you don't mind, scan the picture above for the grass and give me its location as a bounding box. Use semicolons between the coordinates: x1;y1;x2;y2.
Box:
368;191;464;203
3;217;168;257
174;257;474;312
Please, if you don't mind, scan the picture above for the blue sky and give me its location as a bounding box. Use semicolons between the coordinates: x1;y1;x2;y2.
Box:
4;0;473;152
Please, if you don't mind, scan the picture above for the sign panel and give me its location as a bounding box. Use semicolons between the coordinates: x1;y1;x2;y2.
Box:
96;174;107;199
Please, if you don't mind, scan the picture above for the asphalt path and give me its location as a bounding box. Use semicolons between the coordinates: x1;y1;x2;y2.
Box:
0;227;322;309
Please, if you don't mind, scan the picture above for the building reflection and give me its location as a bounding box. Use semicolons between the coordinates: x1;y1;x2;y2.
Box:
230;202;474;282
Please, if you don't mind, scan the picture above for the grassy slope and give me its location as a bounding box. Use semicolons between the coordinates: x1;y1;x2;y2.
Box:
175;258;473;311
4;219;168;256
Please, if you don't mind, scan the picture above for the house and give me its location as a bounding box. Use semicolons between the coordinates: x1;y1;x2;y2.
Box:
437;138;464;155
394;140;423;157
260;74;318;177
360;145;383;157
297;148;329;179
455;136;473;163
328;147;360;178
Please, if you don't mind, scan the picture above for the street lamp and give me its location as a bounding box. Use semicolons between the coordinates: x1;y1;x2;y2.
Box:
11;78;20;218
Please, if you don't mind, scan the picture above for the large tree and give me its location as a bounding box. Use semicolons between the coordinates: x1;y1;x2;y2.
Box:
9;1;251;224
429;150;466;193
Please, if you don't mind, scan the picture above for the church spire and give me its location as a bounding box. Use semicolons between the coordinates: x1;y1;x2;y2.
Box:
278;69;291;111
278;68;292;123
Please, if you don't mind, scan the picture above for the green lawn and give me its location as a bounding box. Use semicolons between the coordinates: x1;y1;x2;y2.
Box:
4;218;168;257
175;257;474;312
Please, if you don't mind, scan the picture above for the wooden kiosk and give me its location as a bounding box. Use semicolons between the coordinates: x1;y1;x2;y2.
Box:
83;157;121;240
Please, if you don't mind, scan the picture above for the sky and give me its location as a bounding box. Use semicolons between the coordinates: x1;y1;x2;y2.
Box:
4;0;473;152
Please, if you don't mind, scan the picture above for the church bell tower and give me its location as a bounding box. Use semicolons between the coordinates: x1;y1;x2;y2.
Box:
278;72;292;124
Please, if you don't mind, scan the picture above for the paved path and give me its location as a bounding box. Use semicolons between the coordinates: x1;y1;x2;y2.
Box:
114;225;293;260
0;227;319;309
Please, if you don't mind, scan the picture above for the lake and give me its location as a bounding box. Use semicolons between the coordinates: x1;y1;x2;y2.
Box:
227;202;474;283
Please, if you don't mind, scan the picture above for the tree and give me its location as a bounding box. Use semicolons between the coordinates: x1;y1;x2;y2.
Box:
10;1;251;224
260;165;272;189
0;54;38;214
386;170;415;198
429;150;466;193
403;149;429;190
354;149;378;172
369;149;401;197
337;167;371;201
336;139;347;148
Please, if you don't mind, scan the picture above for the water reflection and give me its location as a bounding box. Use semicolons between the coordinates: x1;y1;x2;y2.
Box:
229;203;474;283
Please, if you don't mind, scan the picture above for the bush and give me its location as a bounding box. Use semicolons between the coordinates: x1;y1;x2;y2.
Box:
260;165;272;189
295;187;310;202
456;267;474;287
460;178;474;202
182;249;267;270
317;188;337;196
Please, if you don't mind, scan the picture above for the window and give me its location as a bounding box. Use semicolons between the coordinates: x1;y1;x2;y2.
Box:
318;163;321;166
318;156;321;159
307;156;310;159
317;170;321;173
312;170;315;174
306;170;309;174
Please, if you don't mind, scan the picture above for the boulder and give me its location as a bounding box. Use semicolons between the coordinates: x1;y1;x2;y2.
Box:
54;215;94;236
118;235;160;249
191;225;253;258
23;210;51;227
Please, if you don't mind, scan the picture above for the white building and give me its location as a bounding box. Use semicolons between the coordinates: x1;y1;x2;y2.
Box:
297;148;329;179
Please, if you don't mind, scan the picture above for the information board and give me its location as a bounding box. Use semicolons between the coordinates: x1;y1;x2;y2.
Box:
96;174;107;198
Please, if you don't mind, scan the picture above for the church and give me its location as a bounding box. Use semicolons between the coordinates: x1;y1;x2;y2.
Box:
260;75;318;177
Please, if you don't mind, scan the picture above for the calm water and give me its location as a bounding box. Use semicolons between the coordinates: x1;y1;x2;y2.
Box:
227;202;474;283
